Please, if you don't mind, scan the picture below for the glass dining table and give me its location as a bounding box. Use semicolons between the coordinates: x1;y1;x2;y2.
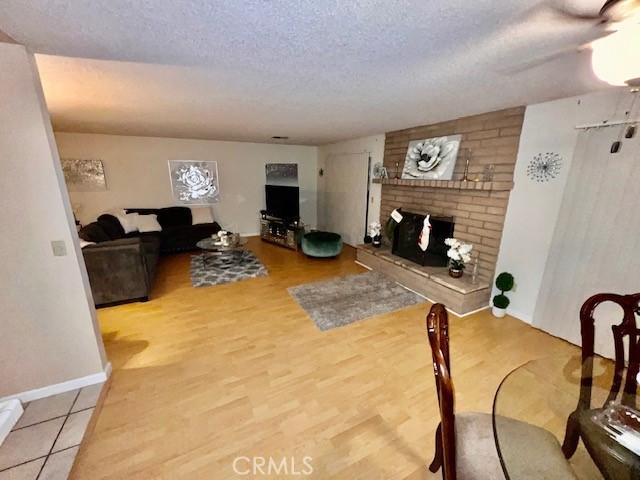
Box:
493;354;640;479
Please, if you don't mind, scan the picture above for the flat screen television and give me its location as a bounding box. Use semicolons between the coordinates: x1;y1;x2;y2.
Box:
265;185;300;220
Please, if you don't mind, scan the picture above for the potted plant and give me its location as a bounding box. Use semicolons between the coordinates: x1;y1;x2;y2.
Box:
368;222;382;248
444;238;473;278
492;272;514;318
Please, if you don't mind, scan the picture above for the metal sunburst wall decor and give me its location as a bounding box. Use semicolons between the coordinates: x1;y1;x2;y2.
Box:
526;152;562;183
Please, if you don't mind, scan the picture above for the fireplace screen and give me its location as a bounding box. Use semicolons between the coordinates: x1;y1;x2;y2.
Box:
392;211;454;267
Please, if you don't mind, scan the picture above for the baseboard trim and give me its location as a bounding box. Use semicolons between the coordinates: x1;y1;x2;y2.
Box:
393;282;489;318
0;362;112;404
502;307;532;324
457;305;491;318
0;399;23;446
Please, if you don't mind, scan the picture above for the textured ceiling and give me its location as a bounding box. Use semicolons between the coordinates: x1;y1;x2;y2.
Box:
0;0;610;144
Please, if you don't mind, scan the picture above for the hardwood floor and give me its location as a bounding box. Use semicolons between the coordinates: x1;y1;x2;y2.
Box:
70;237;577;479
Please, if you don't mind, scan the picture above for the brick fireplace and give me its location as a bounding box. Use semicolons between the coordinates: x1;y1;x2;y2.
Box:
356;107;524;314
379;106;524;283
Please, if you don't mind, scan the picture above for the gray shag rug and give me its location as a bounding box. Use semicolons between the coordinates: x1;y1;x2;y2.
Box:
288;271;425;331
190;251;267;287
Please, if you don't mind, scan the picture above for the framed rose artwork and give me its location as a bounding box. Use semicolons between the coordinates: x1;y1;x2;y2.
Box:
168;160;220;204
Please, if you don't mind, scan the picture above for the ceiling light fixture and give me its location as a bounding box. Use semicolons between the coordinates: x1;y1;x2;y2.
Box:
600;0;640;23
271;136;289;140
591;22;640;86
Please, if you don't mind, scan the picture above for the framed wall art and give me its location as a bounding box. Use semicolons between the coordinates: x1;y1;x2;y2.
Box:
61;158;107;191
265;163;298;186
402;135;462;180
168;160;220;204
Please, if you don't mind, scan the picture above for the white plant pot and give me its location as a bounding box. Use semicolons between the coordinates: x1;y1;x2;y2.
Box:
492;306;507;318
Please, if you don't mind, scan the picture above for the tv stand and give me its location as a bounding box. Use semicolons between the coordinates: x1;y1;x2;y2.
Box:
260;215;304;250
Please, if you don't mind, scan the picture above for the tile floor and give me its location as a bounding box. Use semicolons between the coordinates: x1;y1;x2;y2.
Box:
0;383;103;480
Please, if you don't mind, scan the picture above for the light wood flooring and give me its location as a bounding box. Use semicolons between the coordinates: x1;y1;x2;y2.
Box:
70;237;578;479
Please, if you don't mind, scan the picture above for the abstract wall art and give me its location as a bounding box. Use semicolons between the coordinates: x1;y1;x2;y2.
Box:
402;135;462;180
265;163;298;186
168;160;220;204
61;158;107;191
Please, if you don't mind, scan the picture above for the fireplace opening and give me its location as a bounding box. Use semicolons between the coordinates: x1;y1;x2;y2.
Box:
392;210;455;267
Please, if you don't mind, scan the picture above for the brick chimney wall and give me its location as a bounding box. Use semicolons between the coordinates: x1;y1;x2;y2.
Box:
380;107;525;282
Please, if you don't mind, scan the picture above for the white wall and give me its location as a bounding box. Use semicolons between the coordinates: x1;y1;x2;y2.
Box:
55;133;319;235
317;135;385;245
494;87;635;323
0;43;106;398
533;127;639;358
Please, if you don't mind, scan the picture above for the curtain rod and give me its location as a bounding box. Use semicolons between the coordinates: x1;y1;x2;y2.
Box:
575;119;640;130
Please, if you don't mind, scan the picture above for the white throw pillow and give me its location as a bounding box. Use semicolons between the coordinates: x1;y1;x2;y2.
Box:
79;240;96;248
107;209;139;234
120;212;139;233
190;206;214;225
137;214;162;233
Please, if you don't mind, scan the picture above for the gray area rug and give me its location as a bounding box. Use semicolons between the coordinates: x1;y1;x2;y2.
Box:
190;251;268;287
288;271;425;331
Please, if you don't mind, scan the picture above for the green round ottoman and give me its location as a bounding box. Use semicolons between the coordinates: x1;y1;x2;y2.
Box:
301;231;343;258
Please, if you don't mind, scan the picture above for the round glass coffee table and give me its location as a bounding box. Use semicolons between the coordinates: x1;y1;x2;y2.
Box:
196;236;248;269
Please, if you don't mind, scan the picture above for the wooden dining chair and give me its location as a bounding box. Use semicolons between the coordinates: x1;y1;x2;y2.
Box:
561;292;640;478
426;303;577;480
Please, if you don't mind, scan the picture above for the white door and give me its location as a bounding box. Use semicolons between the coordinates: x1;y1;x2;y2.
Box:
320;153;369;246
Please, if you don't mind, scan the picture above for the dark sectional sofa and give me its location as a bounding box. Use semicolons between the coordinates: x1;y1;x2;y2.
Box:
79;206;221;307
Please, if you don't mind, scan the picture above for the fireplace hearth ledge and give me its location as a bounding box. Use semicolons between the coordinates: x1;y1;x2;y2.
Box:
356;244;491;316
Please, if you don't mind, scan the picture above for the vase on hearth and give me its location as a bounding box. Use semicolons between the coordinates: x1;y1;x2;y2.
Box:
448;266;463;278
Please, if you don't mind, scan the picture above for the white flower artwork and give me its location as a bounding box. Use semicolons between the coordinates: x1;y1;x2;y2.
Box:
169;160;220;204
402;135;462;180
